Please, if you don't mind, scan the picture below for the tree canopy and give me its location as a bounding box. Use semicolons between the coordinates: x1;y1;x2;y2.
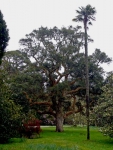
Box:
1;26;110;132
0;10;9;64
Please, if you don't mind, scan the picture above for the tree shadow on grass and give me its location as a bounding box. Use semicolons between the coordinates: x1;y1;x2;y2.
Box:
27;144;79;150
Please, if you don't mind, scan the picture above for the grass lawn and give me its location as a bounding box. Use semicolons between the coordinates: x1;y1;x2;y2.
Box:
0;126;113;150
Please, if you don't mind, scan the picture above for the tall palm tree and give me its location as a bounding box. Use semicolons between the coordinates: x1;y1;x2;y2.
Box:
72;5;96;140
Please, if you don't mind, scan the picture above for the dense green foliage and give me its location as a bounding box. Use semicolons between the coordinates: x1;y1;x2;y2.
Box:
94;72;113;138
0;10;9;64
0;70;22;143
0;99;22;143
1;26;111;133
18;26;111;132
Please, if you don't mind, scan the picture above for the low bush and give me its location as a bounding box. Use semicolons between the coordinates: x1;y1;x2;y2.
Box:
0;99;22;143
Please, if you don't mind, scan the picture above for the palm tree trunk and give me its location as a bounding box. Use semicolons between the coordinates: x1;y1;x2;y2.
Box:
84;23;90;140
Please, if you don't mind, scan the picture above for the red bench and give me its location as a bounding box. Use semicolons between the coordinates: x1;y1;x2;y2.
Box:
20;119;42;138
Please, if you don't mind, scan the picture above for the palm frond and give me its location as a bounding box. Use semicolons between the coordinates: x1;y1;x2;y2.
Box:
88;21;92;26
73;4;96;26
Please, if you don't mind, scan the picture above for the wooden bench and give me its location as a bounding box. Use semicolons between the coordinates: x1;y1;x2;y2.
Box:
20;119;42;138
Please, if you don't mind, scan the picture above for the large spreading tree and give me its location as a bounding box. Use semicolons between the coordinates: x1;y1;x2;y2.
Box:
1;28;111;132
17;26;111;132
19;26;85;132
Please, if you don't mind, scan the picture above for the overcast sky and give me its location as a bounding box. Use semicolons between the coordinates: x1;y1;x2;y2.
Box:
1;0;113;72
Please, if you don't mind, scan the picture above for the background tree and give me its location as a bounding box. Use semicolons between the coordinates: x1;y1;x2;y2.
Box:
1;50;35;113
94;72;113;138
0;10;9;64
18;26;111;132
72;4;96;139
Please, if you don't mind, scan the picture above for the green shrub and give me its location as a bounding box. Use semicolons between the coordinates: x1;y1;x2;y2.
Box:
0;99;22;143
0;70;22;143
94;72;113;138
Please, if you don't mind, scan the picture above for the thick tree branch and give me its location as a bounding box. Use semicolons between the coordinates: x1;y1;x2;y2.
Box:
23;91;50;103
64;107;83;118
69;80;76;85
23;91;32;103
37;110;56;117
67;87;84;94
30;101;52;106
69;78;81;85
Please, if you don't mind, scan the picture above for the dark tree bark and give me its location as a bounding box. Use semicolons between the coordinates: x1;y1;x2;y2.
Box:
55;101;64;132
84;22;90;140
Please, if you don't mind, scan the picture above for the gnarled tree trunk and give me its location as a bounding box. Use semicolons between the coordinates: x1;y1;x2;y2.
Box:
55;102;64;132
